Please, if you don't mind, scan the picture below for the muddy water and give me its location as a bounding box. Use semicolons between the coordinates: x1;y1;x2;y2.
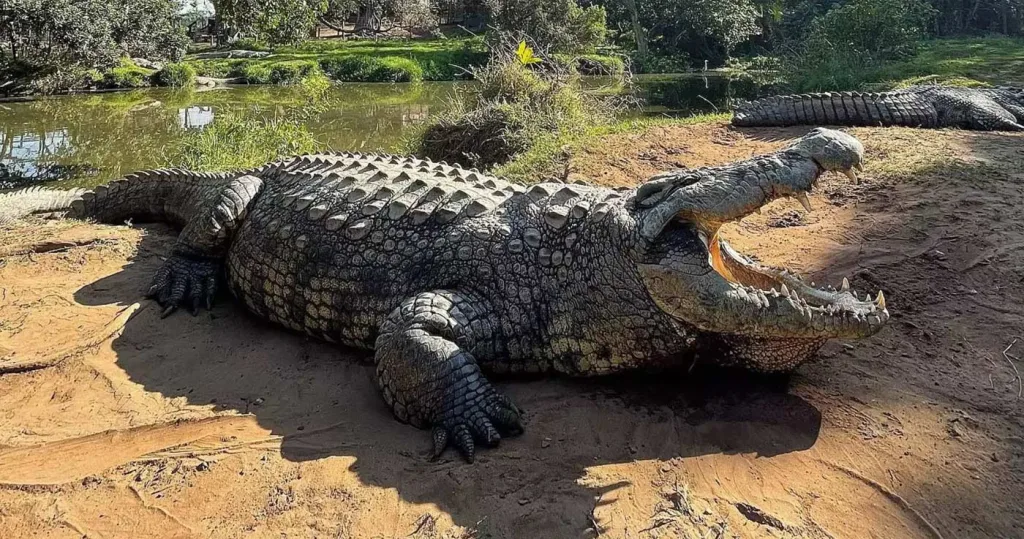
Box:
0;74;775;189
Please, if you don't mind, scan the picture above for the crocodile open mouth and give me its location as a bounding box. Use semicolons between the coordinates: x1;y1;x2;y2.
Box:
703;224;888;337
636;127;888;340
640;214;889;341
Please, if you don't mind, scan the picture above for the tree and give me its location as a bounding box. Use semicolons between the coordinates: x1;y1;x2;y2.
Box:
484;0;608;54
597;0;761;65
0;0;188;68
211;0;326;45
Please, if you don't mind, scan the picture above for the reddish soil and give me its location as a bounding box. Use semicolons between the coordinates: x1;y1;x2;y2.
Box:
1;124;1023;538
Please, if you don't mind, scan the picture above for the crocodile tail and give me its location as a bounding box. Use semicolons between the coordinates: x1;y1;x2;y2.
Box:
0;187;89;226
0;169;241;227
732;91;938;128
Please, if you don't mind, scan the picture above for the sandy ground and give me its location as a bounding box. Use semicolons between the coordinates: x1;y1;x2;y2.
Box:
1;124;1023;539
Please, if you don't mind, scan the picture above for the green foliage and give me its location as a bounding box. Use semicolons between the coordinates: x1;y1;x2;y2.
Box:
171;72;333;171
785;0;936;90
211;0;323;46
485;0;609;54
102;60;155;89
0;0;188;69
872;36;1024;87
601;0;761;66
239;63;274;84
413;43;625;175
630;53;692;74
553;54;626;75
268;60;322;84
26;66;103;95
319;56;424;82
154;63;197;87
187;37;487;83
173;113;321;171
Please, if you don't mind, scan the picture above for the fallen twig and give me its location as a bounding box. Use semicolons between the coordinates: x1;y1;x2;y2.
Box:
1002;339;1021;399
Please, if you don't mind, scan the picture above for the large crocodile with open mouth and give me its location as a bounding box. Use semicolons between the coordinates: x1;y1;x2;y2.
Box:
0;128;888;461
733;85;1024;131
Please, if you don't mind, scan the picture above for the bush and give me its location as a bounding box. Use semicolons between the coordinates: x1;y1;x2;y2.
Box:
154;63;197;87
188;59;250;78
102;60;154;88
268;60;321;84
416;104;530;169
239;63;273;84
26;66;104;94
413;42;625;173
554;54;625;76
485;0;608;54
319;56;424;83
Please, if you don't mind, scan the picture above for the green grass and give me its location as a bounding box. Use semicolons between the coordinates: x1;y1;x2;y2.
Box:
786;36;1024;91
319;56;423;82
872;36;1024;88
186;36;486;83
101;59;155;89
153;63;197;87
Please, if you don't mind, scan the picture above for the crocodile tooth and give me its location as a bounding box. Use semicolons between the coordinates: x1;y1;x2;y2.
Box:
780;284;790;297
795;192;812;212
876;290;886;310
841;277;850;291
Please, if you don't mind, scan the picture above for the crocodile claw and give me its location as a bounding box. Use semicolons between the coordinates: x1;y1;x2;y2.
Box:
432;389;523;463
147;254;221;318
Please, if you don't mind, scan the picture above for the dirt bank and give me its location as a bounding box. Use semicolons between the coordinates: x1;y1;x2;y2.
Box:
1;124;1022;538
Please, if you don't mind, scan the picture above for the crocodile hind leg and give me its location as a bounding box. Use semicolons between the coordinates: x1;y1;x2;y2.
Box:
149;175;264;317
374;290;523;462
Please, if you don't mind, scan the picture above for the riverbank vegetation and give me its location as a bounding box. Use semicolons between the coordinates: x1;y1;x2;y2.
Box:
410;40;630;178
4;0;1023;96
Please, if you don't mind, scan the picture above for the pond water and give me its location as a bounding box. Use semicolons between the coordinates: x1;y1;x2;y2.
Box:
0;74;778;189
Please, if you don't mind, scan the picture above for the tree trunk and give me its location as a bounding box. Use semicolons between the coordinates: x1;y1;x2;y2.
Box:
622;0;648;56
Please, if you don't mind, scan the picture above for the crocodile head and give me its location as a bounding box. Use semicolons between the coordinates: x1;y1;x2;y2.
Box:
631;129;888;371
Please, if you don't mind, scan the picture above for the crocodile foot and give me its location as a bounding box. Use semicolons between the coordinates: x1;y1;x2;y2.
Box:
147;254;220;318
431;386;524;463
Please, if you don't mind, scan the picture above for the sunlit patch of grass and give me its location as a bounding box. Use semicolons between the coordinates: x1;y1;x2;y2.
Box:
874;36;1024;88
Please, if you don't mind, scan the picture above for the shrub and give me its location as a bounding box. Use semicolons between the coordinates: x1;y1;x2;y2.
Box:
319;56;423;83
188;59;249;78
27;66;104;94
154;63;197;87
102;60;154;88
268;60;321;84
413;42;626;173
239;63;273;84
485;0;608;54
554;54;625;76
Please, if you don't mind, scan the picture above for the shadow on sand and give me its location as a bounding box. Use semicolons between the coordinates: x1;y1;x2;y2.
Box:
72;226;821;536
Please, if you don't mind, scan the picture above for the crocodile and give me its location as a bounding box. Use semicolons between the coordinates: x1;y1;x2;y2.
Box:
0;128;889;461
733;85;1024;131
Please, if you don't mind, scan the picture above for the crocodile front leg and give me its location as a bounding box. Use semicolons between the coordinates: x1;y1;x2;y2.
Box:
149;175;264;317
375;291;523;462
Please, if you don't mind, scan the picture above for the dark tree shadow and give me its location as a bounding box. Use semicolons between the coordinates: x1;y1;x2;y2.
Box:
73;224;822;537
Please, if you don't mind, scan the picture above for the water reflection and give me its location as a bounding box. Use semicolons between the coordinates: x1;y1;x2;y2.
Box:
0;75;777;190
180;106;215;129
